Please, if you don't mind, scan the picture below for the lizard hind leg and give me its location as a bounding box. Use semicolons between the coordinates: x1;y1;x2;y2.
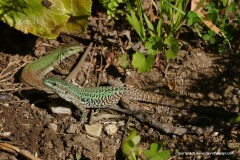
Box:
77;106;88;123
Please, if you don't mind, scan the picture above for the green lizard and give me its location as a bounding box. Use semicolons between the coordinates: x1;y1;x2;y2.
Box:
20;44;83;93
43;77;191;122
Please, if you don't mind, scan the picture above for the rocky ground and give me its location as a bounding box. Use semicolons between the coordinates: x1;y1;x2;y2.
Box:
0;8;239;160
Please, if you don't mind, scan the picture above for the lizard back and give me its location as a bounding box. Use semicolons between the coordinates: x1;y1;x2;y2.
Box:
44;78;127;107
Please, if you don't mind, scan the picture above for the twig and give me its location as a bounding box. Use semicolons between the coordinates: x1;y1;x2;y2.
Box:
0;143;41;160
117;103;215;135
82;44;95;87
0;62;27;83
65;42;93;82
92;114;125;122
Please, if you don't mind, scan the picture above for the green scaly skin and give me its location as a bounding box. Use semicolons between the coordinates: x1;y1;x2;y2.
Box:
20;45;83;93
44;77;191;122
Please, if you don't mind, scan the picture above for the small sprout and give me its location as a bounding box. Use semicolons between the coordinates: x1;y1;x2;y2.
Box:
144;142;171;160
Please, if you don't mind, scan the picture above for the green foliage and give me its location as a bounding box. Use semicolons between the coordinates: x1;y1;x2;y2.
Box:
124;0;190;72
132;52;154;73
204;2;219;24
187;11;201;26
123;129;171;160
75;152;81;160
188;1;238;53
164;34;180;59
222;0;228;7
0;0;91;39
123;129;142;160
118;53;131;69
203;30;216;44
101;0;238;72
144;143;171;160
99;0;123;20
229;116;240;124
125;0;146;42
226;1;237;14
145;36;164;55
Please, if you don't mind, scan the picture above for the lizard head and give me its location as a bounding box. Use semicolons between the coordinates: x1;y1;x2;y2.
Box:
59;44;84;61
43;77;77;94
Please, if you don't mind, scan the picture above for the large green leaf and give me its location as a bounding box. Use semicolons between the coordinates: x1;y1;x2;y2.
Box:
0;0;91;39
132;52;154;73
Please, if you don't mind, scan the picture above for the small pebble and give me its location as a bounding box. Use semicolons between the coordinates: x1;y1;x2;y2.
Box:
50;105;72;115
85;123;102;137
105;124;118;135
66;124;78;134
48;123;58;132
0;92;11;101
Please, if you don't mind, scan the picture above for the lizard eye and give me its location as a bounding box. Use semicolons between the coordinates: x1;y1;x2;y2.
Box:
51;82;58;86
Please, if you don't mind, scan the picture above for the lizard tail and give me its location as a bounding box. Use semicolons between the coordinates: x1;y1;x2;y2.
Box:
128;88;191;109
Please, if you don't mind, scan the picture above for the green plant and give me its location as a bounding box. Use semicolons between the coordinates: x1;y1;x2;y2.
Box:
203;30;216;44
99;0;124;20
75;152;81;160
123;129;171;160
188;1;239;53
229;116;240;124
123;0;189;73
123;129;142;160
144;142;171;160
102;0;238;72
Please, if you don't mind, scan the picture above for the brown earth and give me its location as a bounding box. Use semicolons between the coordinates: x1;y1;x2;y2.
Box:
0;13;239;160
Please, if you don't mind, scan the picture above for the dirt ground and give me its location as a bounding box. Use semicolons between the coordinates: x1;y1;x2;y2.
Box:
0;12;239;160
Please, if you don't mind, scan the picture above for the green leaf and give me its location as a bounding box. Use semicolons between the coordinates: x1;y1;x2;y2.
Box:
125;129;137;141
209;38;215;44
75;152;81;160
229;116;240;124
164;35;179;59
187;11;200;26
207;9;218;24
118;53;131;69
144;150;155;158
150;143;160;152
144;143;171;160
222;0;228;7
126;10;145;42
145;36;164;55
208;30;216;36
123;140;135;155
227;2;237;14
156;150;171;160
187;18;193;26
203;34;210;40
156;15;162;36
132;135;141;145
165;48;175;60
0;0;91;39
132;52;154;73
194;0;207;11
143;13;155;36
145;143;159;158
218;44;225;53
162;0;185;15
125;0;146;42
123;129;142;159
